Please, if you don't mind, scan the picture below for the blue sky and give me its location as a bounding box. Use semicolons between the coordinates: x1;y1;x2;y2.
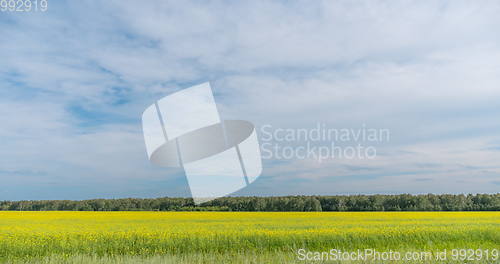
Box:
1;0;500;200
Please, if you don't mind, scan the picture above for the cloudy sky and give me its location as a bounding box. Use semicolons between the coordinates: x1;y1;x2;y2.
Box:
1;0;499;200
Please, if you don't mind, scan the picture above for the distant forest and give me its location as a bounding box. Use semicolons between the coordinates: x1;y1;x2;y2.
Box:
0;194;499;211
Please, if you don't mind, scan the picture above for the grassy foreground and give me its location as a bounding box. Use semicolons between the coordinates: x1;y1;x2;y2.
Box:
0;211;498;263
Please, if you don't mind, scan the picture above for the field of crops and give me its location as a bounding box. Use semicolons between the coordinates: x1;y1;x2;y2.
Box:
0;211;498;263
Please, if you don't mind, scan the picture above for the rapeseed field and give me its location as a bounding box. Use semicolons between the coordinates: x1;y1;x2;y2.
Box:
0;212;498;263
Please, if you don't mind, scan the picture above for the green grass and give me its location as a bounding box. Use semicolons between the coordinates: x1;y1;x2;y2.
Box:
0;212;498;263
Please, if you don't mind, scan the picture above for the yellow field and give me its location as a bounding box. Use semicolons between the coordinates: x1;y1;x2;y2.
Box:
0;211;498;263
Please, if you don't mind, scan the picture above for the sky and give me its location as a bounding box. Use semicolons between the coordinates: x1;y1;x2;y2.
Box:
1;0;499;200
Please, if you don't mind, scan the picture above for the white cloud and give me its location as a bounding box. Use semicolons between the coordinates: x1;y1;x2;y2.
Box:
1;0;500;199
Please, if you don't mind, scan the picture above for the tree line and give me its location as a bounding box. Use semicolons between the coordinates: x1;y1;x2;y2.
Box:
0;194;498;211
